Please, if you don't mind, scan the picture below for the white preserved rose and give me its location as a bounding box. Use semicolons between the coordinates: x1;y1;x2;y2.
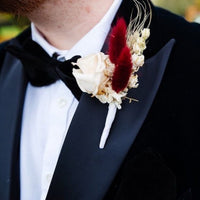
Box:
72;52;108;96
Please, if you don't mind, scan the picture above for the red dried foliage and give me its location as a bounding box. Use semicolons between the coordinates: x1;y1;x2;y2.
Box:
108;18;127;65
112;46;133;93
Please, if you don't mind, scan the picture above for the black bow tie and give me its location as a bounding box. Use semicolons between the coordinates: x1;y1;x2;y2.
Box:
6;39;82;100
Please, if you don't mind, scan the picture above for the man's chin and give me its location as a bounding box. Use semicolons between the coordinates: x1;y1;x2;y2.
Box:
0;0;46;15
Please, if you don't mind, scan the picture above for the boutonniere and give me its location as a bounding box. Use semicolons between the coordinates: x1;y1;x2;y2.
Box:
73;4;151;149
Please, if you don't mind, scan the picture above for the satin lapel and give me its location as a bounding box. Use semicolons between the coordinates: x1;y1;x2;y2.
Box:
47;32;175;199
0;51;27;200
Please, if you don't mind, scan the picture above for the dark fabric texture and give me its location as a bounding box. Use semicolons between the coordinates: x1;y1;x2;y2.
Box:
114;149;176;200
0;0;200;200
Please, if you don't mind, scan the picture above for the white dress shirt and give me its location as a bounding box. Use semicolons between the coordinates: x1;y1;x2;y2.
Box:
20;0;122;200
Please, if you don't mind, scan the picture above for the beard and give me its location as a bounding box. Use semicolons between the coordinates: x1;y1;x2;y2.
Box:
0;0;46;15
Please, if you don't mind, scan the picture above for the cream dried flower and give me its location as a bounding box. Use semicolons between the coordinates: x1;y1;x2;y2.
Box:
132;54;145;67
141;28;150;40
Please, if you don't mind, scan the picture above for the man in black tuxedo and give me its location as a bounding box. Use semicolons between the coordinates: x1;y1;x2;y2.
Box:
0;0;200;199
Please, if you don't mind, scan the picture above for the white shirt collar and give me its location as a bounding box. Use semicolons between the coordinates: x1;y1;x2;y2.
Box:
31;0;122;60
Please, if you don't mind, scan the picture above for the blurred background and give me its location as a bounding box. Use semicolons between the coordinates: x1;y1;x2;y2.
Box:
0;0;200;42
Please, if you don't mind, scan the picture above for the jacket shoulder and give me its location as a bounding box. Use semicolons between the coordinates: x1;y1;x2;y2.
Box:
0;40;10;74
0;27;31;74
155;7;200;73
155;7;200;47
0;40;10;54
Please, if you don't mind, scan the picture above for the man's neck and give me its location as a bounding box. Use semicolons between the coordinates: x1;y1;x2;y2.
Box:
28;0;114;50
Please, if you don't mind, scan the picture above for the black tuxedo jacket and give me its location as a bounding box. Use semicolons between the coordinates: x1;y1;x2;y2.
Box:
0;0;200;199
